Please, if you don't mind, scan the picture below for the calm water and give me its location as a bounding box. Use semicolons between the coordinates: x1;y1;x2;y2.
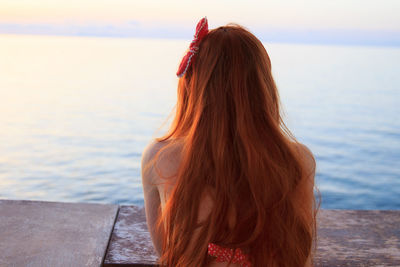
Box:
0;34;399;209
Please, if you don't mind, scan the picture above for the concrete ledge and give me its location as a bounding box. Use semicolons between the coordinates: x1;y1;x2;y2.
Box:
316;210;400;266
104;208;400;267
0;199;119;267
1;200;398;266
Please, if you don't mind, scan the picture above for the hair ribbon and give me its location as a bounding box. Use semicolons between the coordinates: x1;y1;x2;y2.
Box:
176;17;209;77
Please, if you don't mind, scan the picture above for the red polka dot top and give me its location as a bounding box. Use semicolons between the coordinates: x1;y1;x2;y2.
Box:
208;243;251;267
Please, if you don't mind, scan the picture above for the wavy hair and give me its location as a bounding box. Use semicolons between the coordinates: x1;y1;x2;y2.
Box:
154;24;318;266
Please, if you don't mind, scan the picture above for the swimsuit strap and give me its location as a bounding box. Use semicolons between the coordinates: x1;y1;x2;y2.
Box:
208;243;251;267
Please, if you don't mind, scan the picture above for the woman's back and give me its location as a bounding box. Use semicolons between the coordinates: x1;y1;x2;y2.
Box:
141;18;318;267
142;138;315;267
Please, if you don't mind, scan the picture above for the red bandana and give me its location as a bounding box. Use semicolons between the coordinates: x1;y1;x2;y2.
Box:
208;243;251;267
176;17;209;77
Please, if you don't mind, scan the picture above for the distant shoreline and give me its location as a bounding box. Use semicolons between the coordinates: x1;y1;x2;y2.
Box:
1;24;399;48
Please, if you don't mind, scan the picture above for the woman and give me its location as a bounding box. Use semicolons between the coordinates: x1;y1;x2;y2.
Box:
142;18;318;267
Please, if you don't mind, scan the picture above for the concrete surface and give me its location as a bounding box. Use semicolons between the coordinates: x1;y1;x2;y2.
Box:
103;205;158;267
315;209;400;266
0;199;118;267
104;208;400;267
1;199;398;266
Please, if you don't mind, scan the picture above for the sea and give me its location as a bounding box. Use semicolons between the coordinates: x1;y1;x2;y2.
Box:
0;34;399;209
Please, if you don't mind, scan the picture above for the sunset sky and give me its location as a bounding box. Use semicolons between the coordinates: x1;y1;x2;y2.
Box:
1;0;399;45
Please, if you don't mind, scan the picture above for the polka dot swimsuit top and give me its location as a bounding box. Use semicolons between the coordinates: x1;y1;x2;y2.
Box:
208;243;251;267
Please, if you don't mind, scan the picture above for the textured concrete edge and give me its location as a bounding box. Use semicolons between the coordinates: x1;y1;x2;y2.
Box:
102;205;159;266
102;206;121;266
0;198;117;207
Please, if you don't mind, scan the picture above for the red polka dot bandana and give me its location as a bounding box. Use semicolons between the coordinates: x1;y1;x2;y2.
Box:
208;243;251;267
176;17;209;77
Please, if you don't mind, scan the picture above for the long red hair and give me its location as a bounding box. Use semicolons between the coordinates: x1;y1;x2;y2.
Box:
155;24;318;266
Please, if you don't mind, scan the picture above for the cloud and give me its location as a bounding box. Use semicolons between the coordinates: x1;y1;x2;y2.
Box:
253;28;400;47
0;21;399;47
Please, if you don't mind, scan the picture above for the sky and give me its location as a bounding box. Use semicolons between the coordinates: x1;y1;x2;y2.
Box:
1;0;399;46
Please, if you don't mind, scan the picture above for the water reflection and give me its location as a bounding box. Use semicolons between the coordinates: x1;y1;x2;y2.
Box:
0;34;399;209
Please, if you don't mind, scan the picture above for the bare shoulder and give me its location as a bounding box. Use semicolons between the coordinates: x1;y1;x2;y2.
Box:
292;142;316;191
293;142;315;171
141;140;168;184
141;139;183;185
292;142;316;211
142;140;166;167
